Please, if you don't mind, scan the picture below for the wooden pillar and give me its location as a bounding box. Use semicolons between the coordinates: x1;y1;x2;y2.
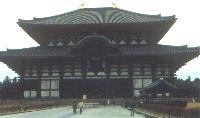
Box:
82;58;87;79
105;58;110;98
141;64;144;88
128;64;133;79
151;64;156;82
37;61;42;99
59;58;64;98
128;64;133;98
19;62;25;99
132;63;135;98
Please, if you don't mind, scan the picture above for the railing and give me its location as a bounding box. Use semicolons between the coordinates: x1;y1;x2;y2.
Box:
139;103;200;118
0;99;70;115
0;98;131;115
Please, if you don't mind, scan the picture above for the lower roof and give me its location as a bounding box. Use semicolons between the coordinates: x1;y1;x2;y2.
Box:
0;44;199;74
0;45;199;58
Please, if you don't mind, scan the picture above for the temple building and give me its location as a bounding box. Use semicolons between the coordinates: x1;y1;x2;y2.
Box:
0;7;199;99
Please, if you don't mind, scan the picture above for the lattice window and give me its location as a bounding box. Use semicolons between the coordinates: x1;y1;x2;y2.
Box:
41;91;49;98
24;91;29;98
41;80;59;98
134;79;142;88
50;91;59;98
24;91;37;99
143;79;152;87
41;81;50;89
51;80;59;89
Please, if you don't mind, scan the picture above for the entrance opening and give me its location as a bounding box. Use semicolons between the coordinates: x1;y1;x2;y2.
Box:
62;79;132;98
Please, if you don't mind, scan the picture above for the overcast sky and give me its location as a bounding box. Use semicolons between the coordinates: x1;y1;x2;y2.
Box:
0;0;199;81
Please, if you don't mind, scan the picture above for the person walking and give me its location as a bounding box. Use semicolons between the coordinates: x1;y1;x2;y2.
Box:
72;101;77;114
130;101;136;116
78;101;84;114
103;101;106;107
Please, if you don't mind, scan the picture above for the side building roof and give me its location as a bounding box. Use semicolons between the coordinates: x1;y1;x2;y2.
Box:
140;79;178;94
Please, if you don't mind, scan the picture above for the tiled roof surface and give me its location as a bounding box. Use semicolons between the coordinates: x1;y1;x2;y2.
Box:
0;47;71;57
117;45;200;56
0;45;199;58
18;7;176;25
140;79;177;93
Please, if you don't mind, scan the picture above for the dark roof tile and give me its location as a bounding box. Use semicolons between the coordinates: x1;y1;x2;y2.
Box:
18;7;176;25
0;45;199;58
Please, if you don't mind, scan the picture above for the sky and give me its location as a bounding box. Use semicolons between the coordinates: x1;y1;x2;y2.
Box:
0;0;199;81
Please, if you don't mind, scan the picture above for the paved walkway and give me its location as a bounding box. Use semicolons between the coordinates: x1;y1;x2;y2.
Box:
0;106;152;118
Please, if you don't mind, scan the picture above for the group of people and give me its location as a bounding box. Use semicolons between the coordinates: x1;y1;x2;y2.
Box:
72;101;84;114
72;100;136;117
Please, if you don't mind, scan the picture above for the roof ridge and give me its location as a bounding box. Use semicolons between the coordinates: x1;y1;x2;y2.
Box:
18;7;176;23
117;8;175;19
19;7;114;22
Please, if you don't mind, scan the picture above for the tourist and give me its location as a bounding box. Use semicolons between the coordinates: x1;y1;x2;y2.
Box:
130;101;136;116
72;101;77;114
103;101;106;107
107;98;110;105
78;101;84;114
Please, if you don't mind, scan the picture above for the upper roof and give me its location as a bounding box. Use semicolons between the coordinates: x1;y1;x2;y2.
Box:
18;7;176;25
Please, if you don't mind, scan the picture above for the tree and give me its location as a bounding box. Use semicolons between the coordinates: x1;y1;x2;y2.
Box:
13;77;17;83
194;78;200;82
185;76;191;82
3;76;11;85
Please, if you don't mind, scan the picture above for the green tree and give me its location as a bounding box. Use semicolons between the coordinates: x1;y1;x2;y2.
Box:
185;76;191;82
3;76;11;85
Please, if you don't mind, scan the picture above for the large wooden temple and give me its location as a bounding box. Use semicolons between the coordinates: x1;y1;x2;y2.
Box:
0;7;199;99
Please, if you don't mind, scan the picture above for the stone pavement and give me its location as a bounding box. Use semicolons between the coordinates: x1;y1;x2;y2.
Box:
0;106;152;118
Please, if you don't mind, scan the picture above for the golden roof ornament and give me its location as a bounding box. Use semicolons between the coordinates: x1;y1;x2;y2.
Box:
112;3;117;8
79;4;84;10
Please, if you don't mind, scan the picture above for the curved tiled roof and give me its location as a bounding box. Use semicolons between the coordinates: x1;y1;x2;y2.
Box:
140;79;177;93
0;45;199;58
117;45;200;56
18;7;176;25
0;47;72;57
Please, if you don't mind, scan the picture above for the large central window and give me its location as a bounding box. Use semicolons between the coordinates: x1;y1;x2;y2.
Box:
41;80;59;98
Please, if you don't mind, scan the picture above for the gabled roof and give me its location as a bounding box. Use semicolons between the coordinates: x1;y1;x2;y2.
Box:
18;7;176;25
140;79;177;93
